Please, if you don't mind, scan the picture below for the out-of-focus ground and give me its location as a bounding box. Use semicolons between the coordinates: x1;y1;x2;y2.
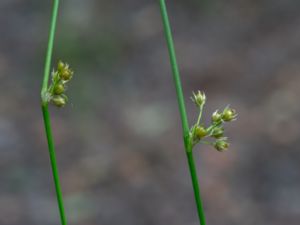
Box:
1;0;300;225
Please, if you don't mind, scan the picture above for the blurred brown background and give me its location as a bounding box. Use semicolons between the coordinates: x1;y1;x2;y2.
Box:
1;0;300;225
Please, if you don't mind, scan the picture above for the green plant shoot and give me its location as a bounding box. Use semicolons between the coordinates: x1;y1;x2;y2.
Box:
158;1;237;225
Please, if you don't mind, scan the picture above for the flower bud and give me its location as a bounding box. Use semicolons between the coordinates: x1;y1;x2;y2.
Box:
51;95;67;107
214;140;229;152
53;83;65;95
60;69;73;81
212;127;224;138
192;91;206;107
212;110;222;123
195;126;207;139
57;60;65;73
222;107;237;122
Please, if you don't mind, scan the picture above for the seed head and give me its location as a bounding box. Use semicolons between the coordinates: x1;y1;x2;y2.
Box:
214;139;229;152
195;126;207;139
53;83;65;95
57;60;65;73
57;61;73;81
51;95;67;107
192;91;206;107
60;69;73;81
222;107;237;122
212;110;222;123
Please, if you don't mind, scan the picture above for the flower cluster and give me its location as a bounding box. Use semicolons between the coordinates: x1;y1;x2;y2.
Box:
190;91;237;152
46;61;74;107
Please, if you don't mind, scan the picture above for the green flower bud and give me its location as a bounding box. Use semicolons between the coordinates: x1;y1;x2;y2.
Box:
53;83;65;95
60;69;73;81
192;91;206;107
214;140;229;152
222;107;237;122
212;110;222;123
195;126;207;139
212;127;224;138
56;61;74;81
51;95;67;107
57;60;65;73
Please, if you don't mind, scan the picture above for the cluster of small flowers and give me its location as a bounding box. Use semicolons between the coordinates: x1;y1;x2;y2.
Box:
191;91;237;152
47;61;74;107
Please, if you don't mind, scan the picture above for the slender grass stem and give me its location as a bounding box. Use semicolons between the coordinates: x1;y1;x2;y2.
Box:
42;105;67;225
158;0;189;137
186;150;207;225
41;0;60;98
40;1;67;225
158;1;206;224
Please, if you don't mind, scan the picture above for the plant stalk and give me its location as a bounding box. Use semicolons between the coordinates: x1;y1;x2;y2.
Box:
186;149;207;225
158;0;206;224
40;1;67;225
41;0;60;98
42;105;67;225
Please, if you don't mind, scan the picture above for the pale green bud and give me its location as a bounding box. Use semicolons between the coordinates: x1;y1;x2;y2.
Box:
57;60;65;73
51;95;67;107
195;126;208;139
212;110;222;123
192;91;206;107
53;83;65;95
214;140;229;152
222;107;237;122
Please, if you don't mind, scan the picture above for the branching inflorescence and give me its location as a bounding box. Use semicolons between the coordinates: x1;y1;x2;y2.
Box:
190;91;237;152
158;1;237;225
45;61;74;107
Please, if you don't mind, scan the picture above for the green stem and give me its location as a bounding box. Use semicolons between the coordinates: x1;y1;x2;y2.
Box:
186;150;207;225
207;121;222;134
42;105;67;225
196;104;204;127
40;1;67;225
158;0;189;137
41;0;60;100
199;140;214;146
158;1;207;224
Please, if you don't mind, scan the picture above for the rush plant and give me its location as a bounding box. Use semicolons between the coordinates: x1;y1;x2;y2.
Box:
158;1;237;225
40;1;73;225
